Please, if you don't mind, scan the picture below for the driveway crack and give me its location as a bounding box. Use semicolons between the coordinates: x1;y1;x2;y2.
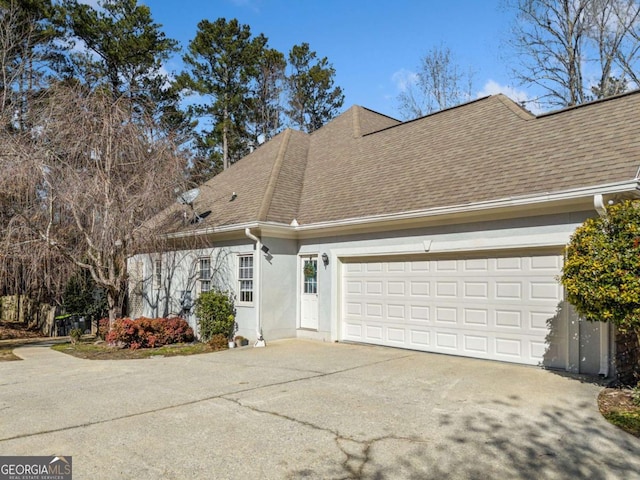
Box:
221;395;428;479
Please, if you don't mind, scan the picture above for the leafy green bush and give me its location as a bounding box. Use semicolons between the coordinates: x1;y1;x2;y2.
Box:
62;271;107;320
69;328;83;344
562;200;640;332
194;290;236;341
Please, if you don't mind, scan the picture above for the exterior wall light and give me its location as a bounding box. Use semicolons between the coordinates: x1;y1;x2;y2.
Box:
321;253;329;266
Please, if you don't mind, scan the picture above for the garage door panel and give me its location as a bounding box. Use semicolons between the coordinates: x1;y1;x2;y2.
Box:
463;258;489;271
495;257;522;270
410;261;430;272
495;337;523;358
495;309;522;328
435;331;458;349
410;281;430;296
341;253;566;367
409;305;430;322
436;281;458;297
387;281;406;295
463;308;488;326
464;334;489;354
410;330;430;346
464;281;489;298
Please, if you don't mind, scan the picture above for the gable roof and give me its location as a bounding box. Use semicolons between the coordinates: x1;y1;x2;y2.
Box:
160;91;640;236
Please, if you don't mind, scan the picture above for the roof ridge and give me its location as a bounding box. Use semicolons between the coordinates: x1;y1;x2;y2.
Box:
352;105;362;138
536;88;640;118
493;94;535;120
257;129;292;221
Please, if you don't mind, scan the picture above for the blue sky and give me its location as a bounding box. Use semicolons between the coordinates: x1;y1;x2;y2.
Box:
91;0;534;118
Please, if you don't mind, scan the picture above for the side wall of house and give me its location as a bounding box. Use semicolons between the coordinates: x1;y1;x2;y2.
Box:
128;240;260;340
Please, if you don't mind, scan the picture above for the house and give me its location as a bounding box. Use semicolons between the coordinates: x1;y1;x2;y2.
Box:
130;91;640;376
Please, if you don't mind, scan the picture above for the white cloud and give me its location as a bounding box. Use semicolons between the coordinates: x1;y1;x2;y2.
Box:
391;69;418;92
477;80;542;114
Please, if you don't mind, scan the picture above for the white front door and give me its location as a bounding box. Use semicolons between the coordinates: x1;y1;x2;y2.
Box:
300;256;319;329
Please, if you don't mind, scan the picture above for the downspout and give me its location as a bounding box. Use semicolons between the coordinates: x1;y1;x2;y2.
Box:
245;228;266;347
594;194;610;376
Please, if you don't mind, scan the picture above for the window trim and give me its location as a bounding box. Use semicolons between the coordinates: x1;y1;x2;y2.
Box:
237;253;254;305
153;258;162;290
198;256;212;293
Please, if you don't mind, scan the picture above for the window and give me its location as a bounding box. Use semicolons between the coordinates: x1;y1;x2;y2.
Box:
238;254;254;303
199;257;211;293
303;258;317;294
153;259;162;289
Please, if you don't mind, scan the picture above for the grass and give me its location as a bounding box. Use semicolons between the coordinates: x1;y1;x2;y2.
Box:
51;339;222;359
603;410;640;437
0;345;21;361
598;388;640;438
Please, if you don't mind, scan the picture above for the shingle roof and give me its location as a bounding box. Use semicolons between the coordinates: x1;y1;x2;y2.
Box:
160;91;640;234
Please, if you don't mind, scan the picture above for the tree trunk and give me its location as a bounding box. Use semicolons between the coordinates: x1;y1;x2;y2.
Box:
223;105;229;170
106;288;124;327
615;328;640;386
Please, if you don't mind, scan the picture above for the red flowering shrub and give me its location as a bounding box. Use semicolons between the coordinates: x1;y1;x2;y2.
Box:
106;317;194;350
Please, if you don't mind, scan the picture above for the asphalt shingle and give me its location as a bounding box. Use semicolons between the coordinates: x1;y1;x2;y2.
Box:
159;91;640;233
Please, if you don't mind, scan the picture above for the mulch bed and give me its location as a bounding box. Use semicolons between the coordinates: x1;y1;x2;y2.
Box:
598;387;640;437
0;320;46;341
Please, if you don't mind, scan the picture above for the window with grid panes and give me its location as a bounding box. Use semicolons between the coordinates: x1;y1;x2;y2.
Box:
153;259;162;289
238;255;253;303
199;257;211;292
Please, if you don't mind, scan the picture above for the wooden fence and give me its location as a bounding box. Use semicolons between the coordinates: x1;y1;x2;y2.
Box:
0;295;57;335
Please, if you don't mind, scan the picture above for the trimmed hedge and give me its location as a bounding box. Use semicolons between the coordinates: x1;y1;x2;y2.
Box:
106;317;194;350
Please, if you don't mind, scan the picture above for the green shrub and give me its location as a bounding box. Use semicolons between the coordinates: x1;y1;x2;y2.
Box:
562;200;640;332
562;200;640;383
194;290;236;341
69;328;83;344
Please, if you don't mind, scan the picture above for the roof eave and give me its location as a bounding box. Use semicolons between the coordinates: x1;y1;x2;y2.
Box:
162;180;640;241
293;180;640;237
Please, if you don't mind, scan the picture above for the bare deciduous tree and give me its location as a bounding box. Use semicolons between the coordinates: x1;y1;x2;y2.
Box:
507;0;640;108
397;45;474;120
0;84;187;322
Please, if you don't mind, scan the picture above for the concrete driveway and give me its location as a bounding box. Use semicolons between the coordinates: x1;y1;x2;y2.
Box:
1;339;639;479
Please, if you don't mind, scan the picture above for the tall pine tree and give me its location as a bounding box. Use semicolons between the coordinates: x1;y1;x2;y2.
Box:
286;42;344;133
178;18;267;175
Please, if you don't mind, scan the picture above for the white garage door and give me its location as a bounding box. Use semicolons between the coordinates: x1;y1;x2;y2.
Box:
341;253;566;366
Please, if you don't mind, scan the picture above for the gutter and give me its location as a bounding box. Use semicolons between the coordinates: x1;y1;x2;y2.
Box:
164;180;640;241
294;180;640;233
244;228;266;347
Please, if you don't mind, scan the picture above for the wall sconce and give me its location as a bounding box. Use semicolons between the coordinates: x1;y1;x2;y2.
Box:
321;253;329;266
261;245;270;254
